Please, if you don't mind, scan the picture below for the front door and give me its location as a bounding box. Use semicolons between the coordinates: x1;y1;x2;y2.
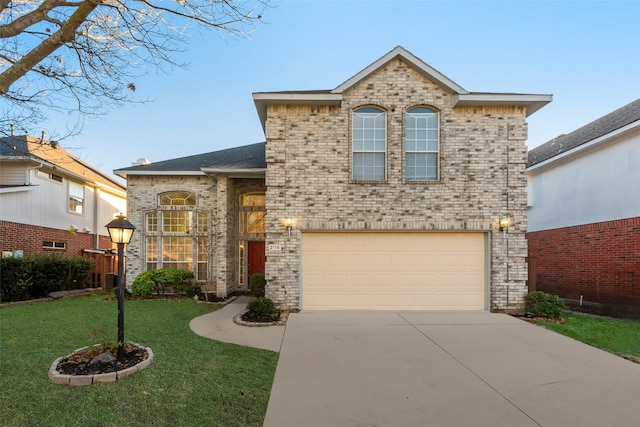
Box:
247;241;266;281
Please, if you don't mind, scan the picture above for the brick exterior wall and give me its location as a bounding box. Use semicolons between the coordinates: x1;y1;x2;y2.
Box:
0;220;112;255
263;58;530;311
125;175;217;288
527;216;640;307
124;175;265;295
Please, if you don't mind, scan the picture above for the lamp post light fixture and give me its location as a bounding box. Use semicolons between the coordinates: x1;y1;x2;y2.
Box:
105;213;136;361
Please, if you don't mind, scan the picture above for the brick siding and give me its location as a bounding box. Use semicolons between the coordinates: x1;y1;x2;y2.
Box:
124;175;265;294
264;58;530;311
0;220;112;256
527;216;640;306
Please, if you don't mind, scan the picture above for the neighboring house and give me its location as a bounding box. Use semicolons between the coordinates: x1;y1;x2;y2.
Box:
527;99;640;313
116;46;551;311
0;134;127;288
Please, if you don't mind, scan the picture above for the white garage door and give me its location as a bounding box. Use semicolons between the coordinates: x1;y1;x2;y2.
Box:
301;232;486;310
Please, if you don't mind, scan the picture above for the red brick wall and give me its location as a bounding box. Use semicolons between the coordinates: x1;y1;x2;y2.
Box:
0;220;113;256
527;217;640;306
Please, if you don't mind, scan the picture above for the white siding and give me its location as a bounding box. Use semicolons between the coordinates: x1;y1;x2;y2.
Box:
527;127;640;231
0;168;125;236
0;162;29;185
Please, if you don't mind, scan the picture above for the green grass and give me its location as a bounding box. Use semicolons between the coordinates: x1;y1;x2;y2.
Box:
534;311;640;359
0;295;279;427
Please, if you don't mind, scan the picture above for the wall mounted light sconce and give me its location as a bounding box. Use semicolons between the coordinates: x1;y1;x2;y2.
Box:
499;216;510;238
284;218;293;239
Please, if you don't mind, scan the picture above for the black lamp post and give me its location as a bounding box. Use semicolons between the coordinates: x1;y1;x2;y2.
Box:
105;214;136;361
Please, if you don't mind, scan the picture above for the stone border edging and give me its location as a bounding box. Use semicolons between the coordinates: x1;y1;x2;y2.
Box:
2;288;104;308
49;342;153;386
233;310;289;327
197;295;238;305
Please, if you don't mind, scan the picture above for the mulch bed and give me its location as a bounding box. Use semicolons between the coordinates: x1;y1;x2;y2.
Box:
241;312;281;323
56;344;148;376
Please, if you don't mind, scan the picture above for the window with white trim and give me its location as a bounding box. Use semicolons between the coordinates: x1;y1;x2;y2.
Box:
68;181;84;214
405;107;439;181
352;107;386;180
43;241;65;249
145;191;210;281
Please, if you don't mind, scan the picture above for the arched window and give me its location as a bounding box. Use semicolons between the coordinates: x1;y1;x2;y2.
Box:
352;107;386;180
145;191;210;281
405;107;439;181
159;191;196;206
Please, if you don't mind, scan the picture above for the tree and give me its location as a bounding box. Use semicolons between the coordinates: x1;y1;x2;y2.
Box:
0;0;268;136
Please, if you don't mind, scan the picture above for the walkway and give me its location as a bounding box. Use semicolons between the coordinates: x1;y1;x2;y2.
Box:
189;296;285;352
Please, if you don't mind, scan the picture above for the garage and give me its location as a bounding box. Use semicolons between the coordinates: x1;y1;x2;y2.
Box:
301;232;487;310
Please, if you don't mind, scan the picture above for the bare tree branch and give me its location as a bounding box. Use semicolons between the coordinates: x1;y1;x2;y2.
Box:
0;0;269;137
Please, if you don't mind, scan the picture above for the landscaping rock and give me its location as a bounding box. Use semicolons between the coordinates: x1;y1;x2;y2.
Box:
90;351;116;365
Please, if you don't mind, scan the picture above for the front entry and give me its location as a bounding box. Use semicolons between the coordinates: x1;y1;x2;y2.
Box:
247;241;266;280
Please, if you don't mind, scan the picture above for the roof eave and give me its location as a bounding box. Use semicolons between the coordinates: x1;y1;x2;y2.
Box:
0;155;42;165
51;165;126;193
527;119;640;172
201;167;266;178
252;93;342;132
453;93;553;117
114;170;206;179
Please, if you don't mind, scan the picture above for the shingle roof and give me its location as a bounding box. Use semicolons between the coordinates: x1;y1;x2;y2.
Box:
0;135;125;191
253;46;552;131
114;142;266;176
528;98;640;167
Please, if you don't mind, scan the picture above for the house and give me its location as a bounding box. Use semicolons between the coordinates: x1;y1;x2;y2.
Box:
526;98;640;315
0;134;127;288
116;46;551;311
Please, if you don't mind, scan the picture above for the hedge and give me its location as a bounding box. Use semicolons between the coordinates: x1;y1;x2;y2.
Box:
0;254;94;302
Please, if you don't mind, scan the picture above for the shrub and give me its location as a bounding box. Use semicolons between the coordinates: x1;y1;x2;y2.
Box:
186;285;201;298
247;297;278;319
249;272;266;297
130;274;158;297
0;254;94;302
130;269;195;297
525;291;566;320
0;257;31;302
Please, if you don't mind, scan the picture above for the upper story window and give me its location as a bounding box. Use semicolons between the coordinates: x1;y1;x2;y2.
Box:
239;193;266;234
38;170;63;182
68;181;84;214
405;107;439;181
352;107;386;181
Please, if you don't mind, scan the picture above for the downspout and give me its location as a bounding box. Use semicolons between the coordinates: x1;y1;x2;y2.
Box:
25;161;45;186
93;186;100;249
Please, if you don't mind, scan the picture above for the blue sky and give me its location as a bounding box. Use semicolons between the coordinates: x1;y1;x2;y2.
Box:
43;0;640;181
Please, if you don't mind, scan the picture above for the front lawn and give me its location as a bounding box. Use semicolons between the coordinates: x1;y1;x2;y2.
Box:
0;295;278;426
533;311;640;361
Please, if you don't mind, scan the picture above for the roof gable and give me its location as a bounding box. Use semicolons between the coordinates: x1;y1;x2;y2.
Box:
253;46;551;131
528;98;640;168
1;135;125;191
331;46;467;95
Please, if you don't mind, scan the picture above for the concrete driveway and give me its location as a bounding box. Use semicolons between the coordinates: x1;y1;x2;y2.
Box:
264;311;640;427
